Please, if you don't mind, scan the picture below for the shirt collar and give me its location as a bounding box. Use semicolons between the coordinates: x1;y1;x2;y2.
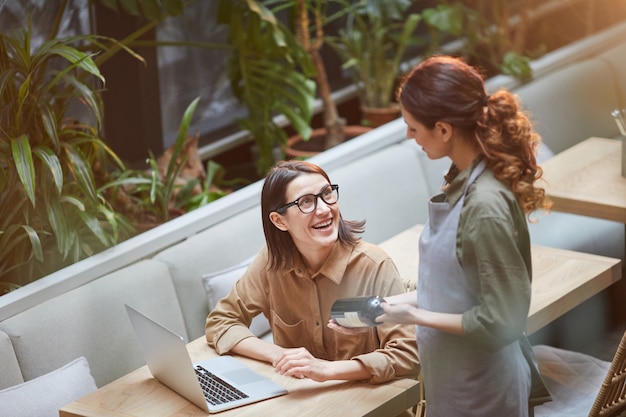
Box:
291;240;352;285
443;157;483;205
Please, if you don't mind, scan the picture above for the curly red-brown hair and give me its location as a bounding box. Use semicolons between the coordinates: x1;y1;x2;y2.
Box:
477;90;551;214
399;55;551;215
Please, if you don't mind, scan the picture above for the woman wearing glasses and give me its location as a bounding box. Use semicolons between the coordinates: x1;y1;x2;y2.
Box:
205;160;419;384
371;56;552;416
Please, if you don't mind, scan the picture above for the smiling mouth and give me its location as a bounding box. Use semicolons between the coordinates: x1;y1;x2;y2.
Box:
313;219;332;230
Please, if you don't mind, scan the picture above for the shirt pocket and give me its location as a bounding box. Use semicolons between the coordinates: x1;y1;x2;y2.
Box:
270;309;308;348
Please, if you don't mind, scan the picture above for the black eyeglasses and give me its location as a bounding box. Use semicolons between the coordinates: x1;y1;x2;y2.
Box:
276;184;339;214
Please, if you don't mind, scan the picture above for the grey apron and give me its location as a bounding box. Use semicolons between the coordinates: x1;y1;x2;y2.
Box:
416;160;531;417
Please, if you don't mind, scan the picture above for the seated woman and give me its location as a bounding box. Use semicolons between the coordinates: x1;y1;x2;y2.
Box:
205;160;419;383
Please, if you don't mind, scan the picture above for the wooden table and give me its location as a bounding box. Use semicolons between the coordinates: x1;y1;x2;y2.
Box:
539;137;626;223
378;224;622;335
539;136;626;323
60;337;419;417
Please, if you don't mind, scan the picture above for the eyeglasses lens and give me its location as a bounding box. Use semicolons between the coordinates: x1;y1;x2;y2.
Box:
298;185;338;213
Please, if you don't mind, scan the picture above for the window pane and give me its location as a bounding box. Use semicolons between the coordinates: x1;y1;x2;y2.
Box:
156;1;243;148
0;0;89;47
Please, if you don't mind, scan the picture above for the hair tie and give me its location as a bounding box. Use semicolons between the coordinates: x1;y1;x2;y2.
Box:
484;95;491;107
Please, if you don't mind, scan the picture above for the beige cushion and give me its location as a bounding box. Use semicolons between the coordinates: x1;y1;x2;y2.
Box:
0;356;96;417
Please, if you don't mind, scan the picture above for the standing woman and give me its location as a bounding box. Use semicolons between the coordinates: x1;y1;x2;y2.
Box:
378;56;552;416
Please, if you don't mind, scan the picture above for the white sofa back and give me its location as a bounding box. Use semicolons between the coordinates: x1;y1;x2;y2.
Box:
0;260;188;388
514;57;621;154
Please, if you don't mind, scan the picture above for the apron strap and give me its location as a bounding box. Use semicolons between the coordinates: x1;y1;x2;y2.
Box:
463;159;487;194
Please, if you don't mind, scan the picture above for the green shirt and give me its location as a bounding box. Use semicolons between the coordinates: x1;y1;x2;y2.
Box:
444;158;532;350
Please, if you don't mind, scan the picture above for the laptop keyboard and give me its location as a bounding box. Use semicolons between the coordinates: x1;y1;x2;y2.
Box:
194;365;249;405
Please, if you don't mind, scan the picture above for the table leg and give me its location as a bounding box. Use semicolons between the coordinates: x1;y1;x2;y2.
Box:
608;225;626;329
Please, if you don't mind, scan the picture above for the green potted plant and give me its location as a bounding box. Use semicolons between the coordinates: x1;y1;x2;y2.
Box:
217;0;317;174
278;0;375;158
290;0;348;150
421;0;536;81
101;97;243;230
0;18;136;284
219;0;369;166
0;0;231;287
327;0;422;127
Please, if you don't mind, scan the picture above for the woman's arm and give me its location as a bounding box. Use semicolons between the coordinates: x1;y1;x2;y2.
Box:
383;290;418;306
229;336;284;363
378;290;464;334
379;302;464;335
232;337;371;382
273;347;370;381
206;251;272;354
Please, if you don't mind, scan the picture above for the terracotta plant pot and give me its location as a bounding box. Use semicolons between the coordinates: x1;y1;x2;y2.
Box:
285;125;373;159
360;104;401;128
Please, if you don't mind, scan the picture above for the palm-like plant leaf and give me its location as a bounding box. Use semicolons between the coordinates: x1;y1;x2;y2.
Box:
62;144;98;202
33;146;63;194
45;198;71;258
0;224;44;273
327;0;421;109
37;42;105;84
11;135;36;206
0;18;137;283
74;204;110;247
220;0;316;174
39;104;61;151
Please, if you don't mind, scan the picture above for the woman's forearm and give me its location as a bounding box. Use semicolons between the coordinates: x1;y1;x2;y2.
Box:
384;290;418;306
230;336;284;363
418;310;464;335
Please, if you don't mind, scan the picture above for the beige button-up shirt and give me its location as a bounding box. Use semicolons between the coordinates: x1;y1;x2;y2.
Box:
206;240;419;383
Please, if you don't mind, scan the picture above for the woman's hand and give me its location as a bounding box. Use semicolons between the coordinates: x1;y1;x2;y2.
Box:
272;347;331;381
377;302;420;325
273;346;371;382
326;319;371;335
378;303;465;335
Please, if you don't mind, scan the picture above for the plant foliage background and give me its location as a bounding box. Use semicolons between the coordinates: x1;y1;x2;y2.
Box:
2;0;618;289
0;0;212;285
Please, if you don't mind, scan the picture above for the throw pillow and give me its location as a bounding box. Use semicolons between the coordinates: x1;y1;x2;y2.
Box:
202;259;271;338
0;356;97;417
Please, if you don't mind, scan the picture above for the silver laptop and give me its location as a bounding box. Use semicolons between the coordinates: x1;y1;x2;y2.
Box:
125;304;287;413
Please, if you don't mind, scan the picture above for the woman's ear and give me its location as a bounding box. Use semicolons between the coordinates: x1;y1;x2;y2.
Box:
269;211;288;231
435;121;453;142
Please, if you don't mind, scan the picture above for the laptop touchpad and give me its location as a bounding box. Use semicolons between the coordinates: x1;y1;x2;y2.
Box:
223;368;265;384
